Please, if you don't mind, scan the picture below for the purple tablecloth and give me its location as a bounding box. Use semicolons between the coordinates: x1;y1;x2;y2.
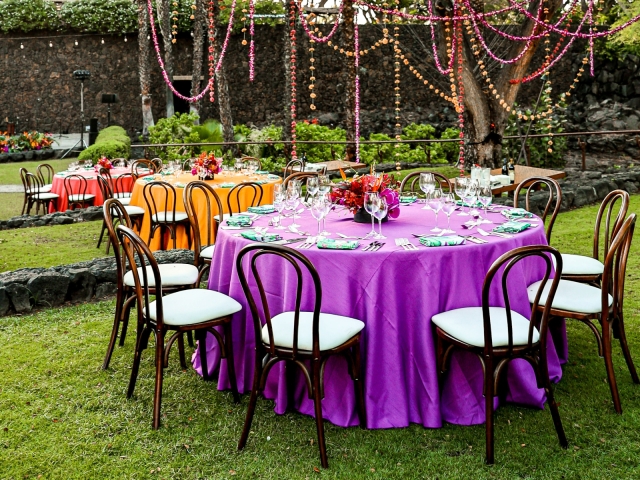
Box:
193;203;567;429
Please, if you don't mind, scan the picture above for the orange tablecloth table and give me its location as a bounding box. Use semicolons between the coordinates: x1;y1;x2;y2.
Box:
129;172;282;251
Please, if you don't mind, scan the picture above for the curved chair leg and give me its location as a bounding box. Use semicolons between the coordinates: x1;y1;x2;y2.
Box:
97;219;107;250
352;343;366;428
484;361;495;465
614;314;640;384
602;321;623;413
186;330;194;348
102;289;125;370
312;360;329;468
223;321;240;403
119;295;135;347
544;379;568;448
238;357;263;451
152;329;166;430
127;324;152;399
177;333;188;370
197;330;211;381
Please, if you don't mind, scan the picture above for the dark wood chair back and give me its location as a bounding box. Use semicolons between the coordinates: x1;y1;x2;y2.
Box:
236;243;323;358
63;174;92;209
151;157;163;171
400;170;452;194
143;181;178;221
283;172;318;189
241;156;262;170
183;181;224;265
602;214;636;321
24;171;42;194
97;174;114;201
19;167;30;192
113;172;135;198
593;190;630;264
284;158;305;178
103;198;133;284
131;159;157;176
513;176;562;242
227;182;264;215
37;163;54;186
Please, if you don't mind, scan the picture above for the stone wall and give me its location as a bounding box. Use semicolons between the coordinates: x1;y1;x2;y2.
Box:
0;206;103;230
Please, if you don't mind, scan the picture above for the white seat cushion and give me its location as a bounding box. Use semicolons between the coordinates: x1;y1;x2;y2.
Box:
117;196;132;205
27;184;52;193
560;253;604;276
68;193;95;201
152;211;188;223
33;192;59;200
200;244;215;259
114;192;132;199
527;279;612;315
123;263;199;288
146;289;242;326
213;213;231;222
262;311;364;351
124;205;145;216
432;307;539;348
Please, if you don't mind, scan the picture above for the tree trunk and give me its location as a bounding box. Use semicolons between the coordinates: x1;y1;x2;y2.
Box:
190;0;206;122
138;0;154;138
157;0;175;118
343;0;356;162
213;0;235;152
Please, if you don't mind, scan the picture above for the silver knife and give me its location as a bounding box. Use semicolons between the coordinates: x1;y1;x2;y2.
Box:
272;237;307;245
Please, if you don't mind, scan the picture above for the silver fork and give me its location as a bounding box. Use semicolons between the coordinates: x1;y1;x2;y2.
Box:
396;238;418;250
298;237;317;249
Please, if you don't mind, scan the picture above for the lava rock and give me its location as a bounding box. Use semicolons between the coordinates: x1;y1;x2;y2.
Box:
0;287;9;316
95;282;118;298
67;268;97;303
6;283;31;313
26;271;71;307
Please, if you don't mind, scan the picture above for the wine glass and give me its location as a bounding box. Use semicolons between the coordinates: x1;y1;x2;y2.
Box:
478;183;493;217
306;177;319;199
310;196;326;236
272;194;286;229
363;192;380;239
454;177;469;216
441;192;457;234
317;175;332;195
234;158;243;175
286;183;301;228
419;173;435;208
320;194;332;236
373;196;388;239
464;180;479;216
427;188;443;232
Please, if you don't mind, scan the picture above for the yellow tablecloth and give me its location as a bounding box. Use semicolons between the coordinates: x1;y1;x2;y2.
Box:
129;172;281;251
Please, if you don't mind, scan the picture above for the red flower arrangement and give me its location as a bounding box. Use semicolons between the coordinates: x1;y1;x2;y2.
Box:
95;156;114;171
191;151;222;179
329;173;401;218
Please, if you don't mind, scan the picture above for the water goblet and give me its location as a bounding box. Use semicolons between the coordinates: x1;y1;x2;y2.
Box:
427;188;444;232
419;172;435;208
441;192;457;234
317;175;332;195
310;196;326;236
286;187;301;228
320;193;332;236
454;177;469;216
373;196;388;239
272;193;286;229
478;183;493;217
306;176;319;199
363;191;380;239
464;179;479;216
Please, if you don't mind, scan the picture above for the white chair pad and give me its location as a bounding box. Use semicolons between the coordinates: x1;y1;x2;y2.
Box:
117;196;132;205
124;205;145;216
152;211;188;223
432;307;539;348
200;245;215;259
146;289;242;326
262;311;364;351
527;279;612;315
27;184;52;193
213;213;231;222
33;192;59;200
114;192;132;199
68;193;95;201
123;263;199;288
560;253;604;276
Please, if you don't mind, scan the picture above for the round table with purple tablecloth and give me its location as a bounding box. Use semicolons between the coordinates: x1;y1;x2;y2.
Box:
193;203;567;429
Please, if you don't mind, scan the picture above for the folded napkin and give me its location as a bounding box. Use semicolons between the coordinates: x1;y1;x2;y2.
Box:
456;200;483;208
317;239;359;250
247;205;276;214
220;182;236;188
174;182;186;188
55;172;69;177
240;232;282;242
254;180;268;185
400;195;418;204
255;170;269;174
267;174;281;180
493;221;530;234
226;215;253;227
501;208;533;220
141;176;155;182
419;235;465;247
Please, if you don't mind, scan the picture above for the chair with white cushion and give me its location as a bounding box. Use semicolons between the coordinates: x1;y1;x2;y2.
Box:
117;225;241;429
184;181;224;284
528;213;638;414
513;176;562;243
101;199;200;370
63;174;95;210
112;172;135;205
96;175;143;254
236;243;366;468
22;170;59;215
432;245;568;464
560;189;629;286
143;181;191;250
227;182;263;216
36;163;54;193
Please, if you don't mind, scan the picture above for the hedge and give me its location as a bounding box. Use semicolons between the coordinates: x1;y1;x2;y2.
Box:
78;126;130;161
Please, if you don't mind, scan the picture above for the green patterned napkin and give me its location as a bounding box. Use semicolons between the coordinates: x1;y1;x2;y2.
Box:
317;239;359;250
255;170;269;174
240;232;282;242
226;215;253;227
493;221;530;233
247;205;276;214
174;182;186;188
220;182;236;188
455;200;483;208
141;176;155;182
267;174;281;180
400;195;418;204
419;235;465;247
501;208;533;220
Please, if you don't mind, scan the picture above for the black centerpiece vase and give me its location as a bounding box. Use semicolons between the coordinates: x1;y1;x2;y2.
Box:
353;207;388;224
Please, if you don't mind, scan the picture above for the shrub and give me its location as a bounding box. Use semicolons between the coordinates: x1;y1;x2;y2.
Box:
78;125;130;161
0;0;58;34
147;113;201;161
295;122;346;162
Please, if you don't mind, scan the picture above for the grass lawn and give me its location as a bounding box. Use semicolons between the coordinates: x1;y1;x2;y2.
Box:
0;193;25;220
0;198;639;478
0;158;77;186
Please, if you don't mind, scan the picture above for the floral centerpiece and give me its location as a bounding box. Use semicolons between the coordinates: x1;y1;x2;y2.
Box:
0;131;54;153
329;173;400;222
191;151;222;180
95;156;114;172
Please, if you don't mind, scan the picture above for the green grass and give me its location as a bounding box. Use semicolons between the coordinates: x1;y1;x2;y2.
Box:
0;158;77;186
0;221;108;272
0;198;639;478
0;193;25;220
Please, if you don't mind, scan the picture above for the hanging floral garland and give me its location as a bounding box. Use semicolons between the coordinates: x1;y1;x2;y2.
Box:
289;0;298;160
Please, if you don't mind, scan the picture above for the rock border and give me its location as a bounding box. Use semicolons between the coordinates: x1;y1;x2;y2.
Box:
0;206;104;230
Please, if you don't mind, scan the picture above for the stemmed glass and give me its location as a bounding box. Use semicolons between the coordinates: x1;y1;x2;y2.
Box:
427;188;444;232
272;194;286;229
307;177;319;200
478;183;493;217
286;181;302;228
419;173;436;208
441;192;457;234
454;177;469;216
310;196;326;236
317;175;332;195
373;197;388;239
320;194;332;236
363;192;380;239
464;180;479;216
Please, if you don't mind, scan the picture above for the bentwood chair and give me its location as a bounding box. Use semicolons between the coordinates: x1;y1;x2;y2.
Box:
236;244;366;468
283;172;318;190
112;172;135;205
183;181;224;284
36;163;54;193
63;174;95;210
528;214;638;414
150;157;163;171
560;190;629;286
131;159;157;177
23;171;59;215
513;176;562;243
96;176;144;253
101;199;200;370
432;245;568;464
284;158;305;177
241;156;262;169
227;182;263;215
143;181;191;250
400;170;452;194
118;224;241;429
19;167;34;215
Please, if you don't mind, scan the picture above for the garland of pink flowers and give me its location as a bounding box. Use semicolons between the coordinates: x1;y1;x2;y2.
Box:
356;0;524;22
354;18;361;163
289;0;298;160
249;0;256;81
208;0;216;102
428;0;455;75
146;0;236;102
298;0;344;43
